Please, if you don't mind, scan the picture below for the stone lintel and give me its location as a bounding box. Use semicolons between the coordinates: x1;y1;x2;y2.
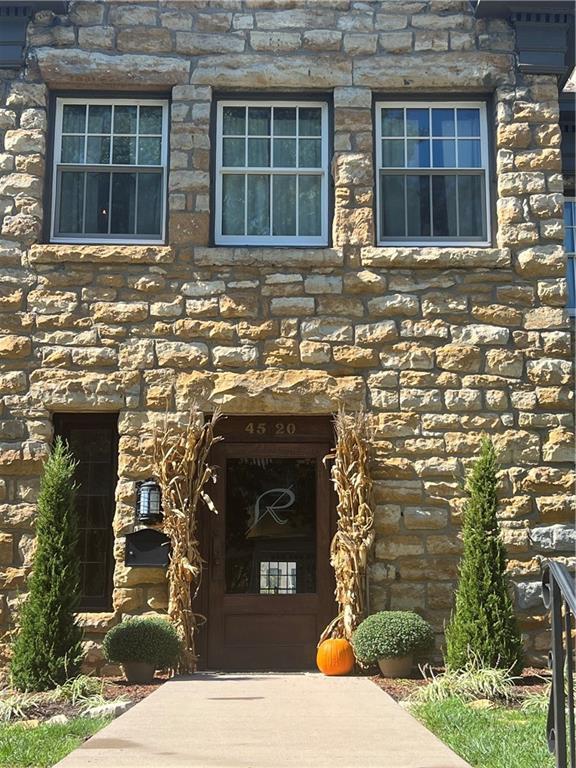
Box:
29;244;175;264
191;54;352;88
34;48;190;88
175;369;366;413
353;52;514;88
361;247;511;269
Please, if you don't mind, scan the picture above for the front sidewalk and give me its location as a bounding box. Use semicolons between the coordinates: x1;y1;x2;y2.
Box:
55;673;471;768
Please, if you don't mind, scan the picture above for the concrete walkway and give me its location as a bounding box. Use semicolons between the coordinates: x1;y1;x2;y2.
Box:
56;673;471;768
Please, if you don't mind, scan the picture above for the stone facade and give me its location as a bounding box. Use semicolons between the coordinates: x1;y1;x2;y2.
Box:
0;0;573;674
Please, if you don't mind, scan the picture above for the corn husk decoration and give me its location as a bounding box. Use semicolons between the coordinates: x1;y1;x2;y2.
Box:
320;407;375;644
154;406;222;674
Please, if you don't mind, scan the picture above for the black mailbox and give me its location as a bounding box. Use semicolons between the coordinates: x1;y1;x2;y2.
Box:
125;529;171;568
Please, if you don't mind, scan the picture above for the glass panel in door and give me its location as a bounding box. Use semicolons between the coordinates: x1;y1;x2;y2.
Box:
225;457;316;595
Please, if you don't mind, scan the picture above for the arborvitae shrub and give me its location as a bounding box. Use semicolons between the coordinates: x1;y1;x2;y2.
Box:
445;438;523;675
11;438;84;691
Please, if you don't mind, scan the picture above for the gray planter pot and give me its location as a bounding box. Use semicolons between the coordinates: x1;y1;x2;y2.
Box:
377;655;413;678
122;661;155;684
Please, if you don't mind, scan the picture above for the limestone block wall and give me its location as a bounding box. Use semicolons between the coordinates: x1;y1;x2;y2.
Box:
0;0;573;673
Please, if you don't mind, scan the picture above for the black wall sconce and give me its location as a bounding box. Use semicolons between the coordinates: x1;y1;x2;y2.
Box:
135;479;163;524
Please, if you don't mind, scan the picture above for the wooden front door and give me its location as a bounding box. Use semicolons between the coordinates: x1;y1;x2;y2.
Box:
203;417;335;671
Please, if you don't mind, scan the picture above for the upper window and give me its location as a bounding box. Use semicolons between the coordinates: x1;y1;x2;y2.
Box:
214;100;329;246
375;101;490;246
51;97;169;244
565;198;575;314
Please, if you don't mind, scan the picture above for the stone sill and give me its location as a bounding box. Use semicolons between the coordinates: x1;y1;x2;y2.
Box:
361;247;511;269
76;612;117;633
193;247;344;267
29;244;175;265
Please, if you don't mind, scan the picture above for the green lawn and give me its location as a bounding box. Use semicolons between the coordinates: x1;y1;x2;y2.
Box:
412;698;553;768
0;717;111;768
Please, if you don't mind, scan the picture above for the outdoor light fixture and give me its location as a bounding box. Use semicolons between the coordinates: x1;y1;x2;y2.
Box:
135;479;163;524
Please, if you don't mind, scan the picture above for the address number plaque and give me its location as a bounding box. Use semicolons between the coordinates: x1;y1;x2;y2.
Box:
214;415;333;444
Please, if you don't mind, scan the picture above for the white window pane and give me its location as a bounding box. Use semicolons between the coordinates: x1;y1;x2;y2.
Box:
223;138;245;167
110;172;136;234
248;107;270;136
298;175;321;236
86;136;110;164
274;107;296;136
432;108;455;137
381;174;405;238
406;176;431;237
381;108;404;137
248;137;270;167
88;105;111;134
137;173;162;235
114;105;137;134
407;139;430;167
61;135;85;163
299;107;321;137
458;140;481;167
432;175;457;237
247;174;270;235
85;172;110;234
138;137;162;165
112;136;136;164
273;138;296;167
139;106;162;135
458;175;484;237
406;108;429;136
298;139;321;168
273;175;296;236
432;139;456;168
457;108;481;137
223;106;245;136
382;139;404;167
222;174;245;235
62;104;86;133
59;171;84;233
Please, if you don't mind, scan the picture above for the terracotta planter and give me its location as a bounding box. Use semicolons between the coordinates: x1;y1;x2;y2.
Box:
122;662;155;684
377;655;413;678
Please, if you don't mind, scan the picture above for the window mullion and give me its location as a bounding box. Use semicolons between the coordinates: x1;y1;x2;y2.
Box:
81;171;87;235
107;171;113;235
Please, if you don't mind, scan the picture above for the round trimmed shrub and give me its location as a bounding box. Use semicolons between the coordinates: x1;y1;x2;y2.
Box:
352;611;434;664
103;617;181;669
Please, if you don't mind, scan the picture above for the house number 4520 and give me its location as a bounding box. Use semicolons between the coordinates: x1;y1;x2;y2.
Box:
245;422;296;436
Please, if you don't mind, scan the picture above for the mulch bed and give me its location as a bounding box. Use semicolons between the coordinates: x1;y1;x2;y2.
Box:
7;674;169;723
370;666;551;704
102;673;169;706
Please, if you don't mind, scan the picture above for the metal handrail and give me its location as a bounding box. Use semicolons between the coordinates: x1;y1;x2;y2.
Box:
542;560;576;768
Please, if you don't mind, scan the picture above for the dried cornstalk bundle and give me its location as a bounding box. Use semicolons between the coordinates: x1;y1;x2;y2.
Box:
320;407;375;643
154;406;222;674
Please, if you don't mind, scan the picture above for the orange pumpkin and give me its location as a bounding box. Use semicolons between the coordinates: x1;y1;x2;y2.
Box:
316;638;355;676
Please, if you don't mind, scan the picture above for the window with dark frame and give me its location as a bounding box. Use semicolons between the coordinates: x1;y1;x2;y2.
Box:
214;100;330;246
375;100;491;245
50;97;169;244
53;413;118;612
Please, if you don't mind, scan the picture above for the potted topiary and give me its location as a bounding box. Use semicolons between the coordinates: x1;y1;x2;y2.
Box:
352;611;434;678
103;617;181;684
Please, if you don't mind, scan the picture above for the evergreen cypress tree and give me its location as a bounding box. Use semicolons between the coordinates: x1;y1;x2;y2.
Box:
445;438;523;675
11;437;84;691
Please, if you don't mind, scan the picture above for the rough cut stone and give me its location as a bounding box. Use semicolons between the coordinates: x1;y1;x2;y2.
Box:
35;49;189;86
